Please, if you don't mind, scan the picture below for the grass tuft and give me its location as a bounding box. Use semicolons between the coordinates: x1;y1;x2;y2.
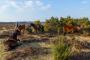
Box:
52;36;72;60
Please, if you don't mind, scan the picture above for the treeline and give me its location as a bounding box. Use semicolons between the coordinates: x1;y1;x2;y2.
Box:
28;16;90;35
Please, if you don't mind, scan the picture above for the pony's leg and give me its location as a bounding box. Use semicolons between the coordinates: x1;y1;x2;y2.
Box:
22;29;24;34
71;30;74;34
63;30;66;36
63;27;66;35
36;29;39;34
63;32;66;36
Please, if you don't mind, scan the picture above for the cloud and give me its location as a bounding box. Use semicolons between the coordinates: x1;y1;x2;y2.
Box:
0;5;9;13
41;4;51;10
81;0;88;4
24;0;33;8
35;1;51;10
0;0;51;11
0;0;52;21
36;1;43;6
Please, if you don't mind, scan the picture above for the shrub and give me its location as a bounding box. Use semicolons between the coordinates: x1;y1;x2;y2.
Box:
26;28;32;33
52;36;71;60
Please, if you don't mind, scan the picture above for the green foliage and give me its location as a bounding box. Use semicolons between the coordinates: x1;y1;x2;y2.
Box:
39;25;44;32
30;16;90;34
60;16;90;26
44;20;51;32
44;16;60;33
34;20;41;25
26;27;32;33
34;20;45;33
52;36;71;60
83;25;90;35
44;16;90;34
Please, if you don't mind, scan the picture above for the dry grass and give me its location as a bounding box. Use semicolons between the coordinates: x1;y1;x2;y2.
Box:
0;36;52;60
0;34;90;60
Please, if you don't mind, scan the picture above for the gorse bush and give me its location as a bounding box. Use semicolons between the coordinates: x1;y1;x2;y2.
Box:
52;36;71;60
43;16;90;34
26;28;32;33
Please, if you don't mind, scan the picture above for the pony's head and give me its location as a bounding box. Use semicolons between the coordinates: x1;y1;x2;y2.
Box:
17;24;25;31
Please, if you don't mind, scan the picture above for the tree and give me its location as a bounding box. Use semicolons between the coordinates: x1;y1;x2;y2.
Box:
34;20;41;25
34;20;44;33
44;19;52;32
44;16;60;33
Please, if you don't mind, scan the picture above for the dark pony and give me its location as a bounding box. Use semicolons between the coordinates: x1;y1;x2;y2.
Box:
30;23;41;33
29;23;44;33
4;28;21;51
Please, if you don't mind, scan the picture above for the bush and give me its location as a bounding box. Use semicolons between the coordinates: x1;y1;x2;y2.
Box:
52;36;71;60
26;28;32;33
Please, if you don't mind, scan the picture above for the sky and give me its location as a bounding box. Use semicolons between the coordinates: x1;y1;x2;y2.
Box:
0;0;90;22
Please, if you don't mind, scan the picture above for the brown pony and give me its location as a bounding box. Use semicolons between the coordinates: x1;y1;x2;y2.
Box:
29;23;41;33
4;28;22;51
74;25;83;33
63;25;83;35
63;25;74;34
16;24;26;34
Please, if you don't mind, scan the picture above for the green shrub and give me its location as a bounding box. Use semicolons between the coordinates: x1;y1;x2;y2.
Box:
52;36;71;60
26;28;32;33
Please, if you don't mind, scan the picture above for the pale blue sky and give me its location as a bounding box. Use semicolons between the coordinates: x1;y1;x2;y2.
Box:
0;0;90;22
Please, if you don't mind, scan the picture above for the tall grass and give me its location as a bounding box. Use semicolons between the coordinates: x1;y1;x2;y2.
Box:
52;36;71;60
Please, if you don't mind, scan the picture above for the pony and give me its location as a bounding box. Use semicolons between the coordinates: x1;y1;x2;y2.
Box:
63;25;74;34
63;25;83;35
4;28;22;51
16;23;26;34
74;25;83;33
29;23;44;33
